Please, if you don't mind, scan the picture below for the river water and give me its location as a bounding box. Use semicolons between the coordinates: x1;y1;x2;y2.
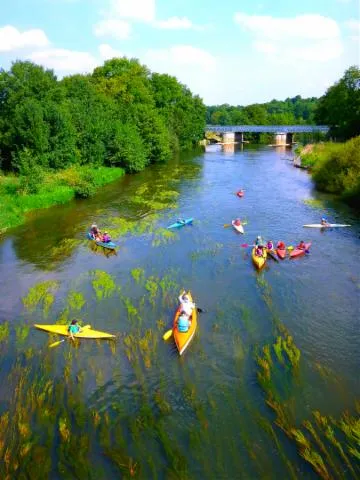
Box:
0;145;359;479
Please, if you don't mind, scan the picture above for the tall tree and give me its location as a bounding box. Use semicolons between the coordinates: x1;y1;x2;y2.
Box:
315;66;360;140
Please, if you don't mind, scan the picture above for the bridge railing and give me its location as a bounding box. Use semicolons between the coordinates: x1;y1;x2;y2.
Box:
205;125;329;134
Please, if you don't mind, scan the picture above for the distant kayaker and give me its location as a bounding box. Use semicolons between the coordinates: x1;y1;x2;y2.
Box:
266;240;274;250
68;319;82;340
297;240;306;250
90;224;102;241
179;290;195;317
177;218;186;225
177;313;191;333
102;231;111;243
234;218;242;226
255;245;264;257
321;217;330;227
237;189;244;196
277;241;285;250
255;235;264;247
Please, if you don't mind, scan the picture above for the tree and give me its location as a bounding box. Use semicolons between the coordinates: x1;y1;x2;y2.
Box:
315;66;360;140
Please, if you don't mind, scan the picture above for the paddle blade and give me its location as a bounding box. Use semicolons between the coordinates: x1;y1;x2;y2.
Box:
223;224;231;228
163;329;173;341
49;339;65;348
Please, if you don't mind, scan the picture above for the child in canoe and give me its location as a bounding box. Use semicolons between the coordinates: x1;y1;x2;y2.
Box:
178;291;195;317
266;240;274;250
234;218;242;226
101;231;111;243
68;319;82;340
90;224;102;241
177;313;191;333
255;245;264;257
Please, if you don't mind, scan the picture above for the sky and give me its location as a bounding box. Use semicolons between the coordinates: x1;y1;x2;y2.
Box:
0;0;359;105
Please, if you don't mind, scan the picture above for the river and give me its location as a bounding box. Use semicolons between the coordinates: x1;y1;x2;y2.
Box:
0;145;359;479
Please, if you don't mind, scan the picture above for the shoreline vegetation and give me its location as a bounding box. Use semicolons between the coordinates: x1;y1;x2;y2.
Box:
295;136;360;208
0;166;125;233
0;57;206;233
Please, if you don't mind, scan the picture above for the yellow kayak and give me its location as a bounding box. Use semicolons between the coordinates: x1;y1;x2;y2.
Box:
173;292;197;355
252;247;267;270
34;324;115;339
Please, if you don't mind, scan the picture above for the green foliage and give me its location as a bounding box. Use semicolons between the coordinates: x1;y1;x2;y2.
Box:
22;280;59;316
0;58;205;179
206;95;318;126
315;66;360;140
91;270;117;300
67;291;86;311
298;137;360;207
0;322;9;342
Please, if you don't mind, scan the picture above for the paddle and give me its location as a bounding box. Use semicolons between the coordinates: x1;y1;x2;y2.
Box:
49;324;91;348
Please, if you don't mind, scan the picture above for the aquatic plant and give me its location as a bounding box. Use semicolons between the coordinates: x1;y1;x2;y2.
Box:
22;280;59;317
303;198;328;210
131;267;145;284
67;291;86;311
273;336;285;364
152;228;176;247
122;296;141;324
145;276;158;306
282;335;301;369
91;270;117;300
0;322;9;342
15;325;30;344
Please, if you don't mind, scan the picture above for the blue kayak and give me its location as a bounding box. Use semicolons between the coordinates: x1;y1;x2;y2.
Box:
167;218;193;229
87;232;117;250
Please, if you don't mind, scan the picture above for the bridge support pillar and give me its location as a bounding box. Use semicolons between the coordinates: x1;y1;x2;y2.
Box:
222;132;235;143
286;133;293;144
274;133;287;146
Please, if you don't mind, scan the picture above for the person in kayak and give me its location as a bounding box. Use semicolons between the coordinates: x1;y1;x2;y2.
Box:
297;240;306;250
177;313;191;333
102;231;111;243
234;218;242;226
237;189;244;196
68;319;82;340
255;235;264;247
266;240;274;250
178;291;195;317
321;217;330;227
255;245;264;257
177;218;186;225
277;241;285;250
90;224;102;241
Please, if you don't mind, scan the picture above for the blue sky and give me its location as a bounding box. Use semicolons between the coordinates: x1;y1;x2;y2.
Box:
1;0;359;104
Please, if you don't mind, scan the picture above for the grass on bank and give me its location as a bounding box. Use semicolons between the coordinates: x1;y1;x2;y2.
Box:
0;166;125;233
296;136;360;208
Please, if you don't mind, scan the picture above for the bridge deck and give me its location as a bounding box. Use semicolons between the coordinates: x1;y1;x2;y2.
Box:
205;125;329;133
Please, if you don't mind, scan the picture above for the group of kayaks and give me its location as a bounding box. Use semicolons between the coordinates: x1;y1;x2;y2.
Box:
251;242;312;270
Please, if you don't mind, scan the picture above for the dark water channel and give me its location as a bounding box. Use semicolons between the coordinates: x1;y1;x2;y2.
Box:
0;145;359;479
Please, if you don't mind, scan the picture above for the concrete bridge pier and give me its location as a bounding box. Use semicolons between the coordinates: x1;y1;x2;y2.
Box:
274;133;287;146
222;132;243;143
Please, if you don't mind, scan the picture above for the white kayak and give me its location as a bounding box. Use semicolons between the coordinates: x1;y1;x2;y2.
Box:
232;220;244;234
303;224;351;228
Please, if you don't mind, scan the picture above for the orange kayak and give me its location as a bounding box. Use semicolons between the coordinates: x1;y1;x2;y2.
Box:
173;292;197;355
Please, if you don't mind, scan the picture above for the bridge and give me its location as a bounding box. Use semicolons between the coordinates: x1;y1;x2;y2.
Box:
205;125;329;146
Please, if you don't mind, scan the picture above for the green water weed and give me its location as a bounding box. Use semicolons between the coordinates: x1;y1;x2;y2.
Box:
91;270;117;300
22;280;59;316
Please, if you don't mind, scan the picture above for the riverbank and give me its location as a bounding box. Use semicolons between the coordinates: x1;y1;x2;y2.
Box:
0;166;124;233
296;137;360;208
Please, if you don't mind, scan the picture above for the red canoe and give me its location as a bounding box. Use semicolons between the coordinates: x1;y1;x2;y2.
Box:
276;243;287;259
236;191;244;197
290;242;311;258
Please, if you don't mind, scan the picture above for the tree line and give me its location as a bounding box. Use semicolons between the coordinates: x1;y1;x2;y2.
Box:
206;95;318;126
0;59;206;176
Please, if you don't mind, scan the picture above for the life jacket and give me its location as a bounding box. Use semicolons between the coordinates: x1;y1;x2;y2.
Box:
178;315;189;333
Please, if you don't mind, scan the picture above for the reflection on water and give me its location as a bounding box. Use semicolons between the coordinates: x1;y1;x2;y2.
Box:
0;146;359;478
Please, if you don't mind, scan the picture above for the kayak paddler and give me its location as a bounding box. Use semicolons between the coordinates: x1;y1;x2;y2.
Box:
68;319;82;340
321;217;330;227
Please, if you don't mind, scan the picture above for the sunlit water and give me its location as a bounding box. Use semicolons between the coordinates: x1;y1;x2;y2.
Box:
0;145;359;478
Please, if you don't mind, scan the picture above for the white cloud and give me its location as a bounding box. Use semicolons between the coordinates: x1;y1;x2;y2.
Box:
94;19;131;39
234;13;340;40
146;45;216;71
28;48;97;74
0;25;49;52
110;0;155;23
234;13;343;62
154;16;197;30
98;43;123;60
345;19;360;33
